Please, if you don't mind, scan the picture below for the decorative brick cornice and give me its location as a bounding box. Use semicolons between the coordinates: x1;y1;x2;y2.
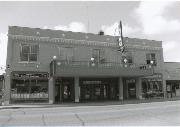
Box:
8;34;162;51
8;34;116;48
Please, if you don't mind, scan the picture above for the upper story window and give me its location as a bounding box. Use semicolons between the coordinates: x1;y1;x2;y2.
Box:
92;49;106;64
20;44;39;62
146;53;157;66
122;52;133;64
59;47;74;61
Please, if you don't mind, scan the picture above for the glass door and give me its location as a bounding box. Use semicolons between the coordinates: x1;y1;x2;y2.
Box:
128;83;136;99
62;84;71;101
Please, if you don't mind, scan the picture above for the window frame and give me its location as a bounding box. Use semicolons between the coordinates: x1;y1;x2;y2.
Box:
146;53;157;66
92;49;106;64
58;46;74;61
20;43;39;62
121;52;133;64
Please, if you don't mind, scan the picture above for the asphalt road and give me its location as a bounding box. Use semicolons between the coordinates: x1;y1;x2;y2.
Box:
0;100;180;126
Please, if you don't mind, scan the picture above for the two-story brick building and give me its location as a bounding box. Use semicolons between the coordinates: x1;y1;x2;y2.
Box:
4;26;166;104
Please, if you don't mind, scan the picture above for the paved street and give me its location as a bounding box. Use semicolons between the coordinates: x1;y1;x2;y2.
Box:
0;100;180;126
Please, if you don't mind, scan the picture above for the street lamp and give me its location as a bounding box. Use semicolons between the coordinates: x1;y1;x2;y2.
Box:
51;56;57;76
90;57;95;67
91;57;95;61
150;60;154;65
150;60;154;74
53;56;57;60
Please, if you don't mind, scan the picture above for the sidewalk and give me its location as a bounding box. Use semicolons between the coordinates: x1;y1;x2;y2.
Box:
0;97;180;110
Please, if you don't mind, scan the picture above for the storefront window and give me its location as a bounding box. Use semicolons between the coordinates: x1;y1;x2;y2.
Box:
166;80;180;98
142;79;163;99
11;79;48;100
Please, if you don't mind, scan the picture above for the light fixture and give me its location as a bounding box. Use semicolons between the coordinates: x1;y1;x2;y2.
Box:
150;60;154;65
91;63;95;67
91;57;95;61
57;62;61;66
53;56;57;60
124;58;128;63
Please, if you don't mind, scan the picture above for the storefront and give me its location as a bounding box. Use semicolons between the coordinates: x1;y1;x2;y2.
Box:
166;80;180;98
55;77;74;103
123;78;136;99
79;78;119;101
141;74;164;99
10;72;49;103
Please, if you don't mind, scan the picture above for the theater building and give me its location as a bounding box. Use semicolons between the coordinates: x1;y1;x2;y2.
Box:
4;26;166;104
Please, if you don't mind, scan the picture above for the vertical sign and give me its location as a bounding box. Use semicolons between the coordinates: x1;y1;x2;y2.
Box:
118;21;125;52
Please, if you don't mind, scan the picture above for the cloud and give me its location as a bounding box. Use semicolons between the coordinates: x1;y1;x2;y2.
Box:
163;40;180;62
54;22;86;32
134;1;180;62
135;1;180;35
163;41;180;63
0;33;8;74
163;41;176;53
101;22;140;37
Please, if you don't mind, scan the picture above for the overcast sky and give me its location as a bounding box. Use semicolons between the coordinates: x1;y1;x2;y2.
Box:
0;1;180;74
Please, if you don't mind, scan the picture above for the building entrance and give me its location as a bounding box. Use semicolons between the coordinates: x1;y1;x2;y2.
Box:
123;78;136;99
80;78;118;101
128;82;136;99
55;77;74;103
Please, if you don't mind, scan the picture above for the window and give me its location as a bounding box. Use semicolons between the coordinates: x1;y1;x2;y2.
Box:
59;47;74;61
122;52;133;64
92;49;106;64
146;53;156;66
92;49;100;63
20;44;39;62
11;79;48;99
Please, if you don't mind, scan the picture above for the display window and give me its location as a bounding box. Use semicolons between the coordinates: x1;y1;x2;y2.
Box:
142;78;164;99
11;78;48;100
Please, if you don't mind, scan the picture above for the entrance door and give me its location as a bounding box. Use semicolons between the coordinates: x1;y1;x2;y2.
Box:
55;78;74;103
62;84;72;101
128;83;136;99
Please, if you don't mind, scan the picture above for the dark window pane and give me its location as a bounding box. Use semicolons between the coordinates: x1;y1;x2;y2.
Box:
146;53;157;66
147;60;150;64
21;45;30;61
151;54;155;59
21;53;28;61
31;45;39;54
29;54;37;61
22;45;30;54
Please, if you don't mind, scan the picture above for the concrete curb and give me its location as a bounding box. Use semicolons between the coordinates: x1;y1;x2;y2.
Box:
1;98;180;110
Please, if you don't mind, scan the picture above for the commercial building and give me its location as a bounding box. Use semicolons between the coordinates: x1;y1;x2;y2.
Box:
4;26;166;104
0;75;4;99
164;62;180;98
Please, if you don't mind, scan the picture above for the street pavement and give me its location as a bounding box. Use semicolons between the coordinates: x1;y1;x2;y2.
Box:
0;100;180;126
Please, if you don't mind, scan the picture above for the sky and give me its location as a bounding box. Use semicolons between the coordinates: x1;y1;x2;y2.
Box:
0;1;180;74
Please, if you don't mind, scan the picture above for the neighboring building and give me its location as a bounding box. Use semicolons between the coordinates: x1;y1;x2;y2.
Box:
0;75;5;99
164;62;180;98
4;26;166;104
